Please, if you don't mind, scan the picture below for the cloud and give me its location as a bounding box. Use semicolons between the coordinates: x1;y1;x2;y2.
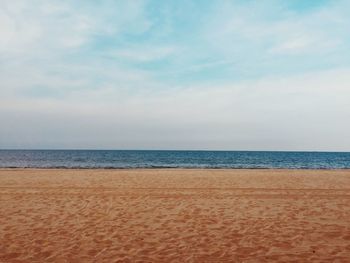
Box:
203;0;348;61
0;0;157;99
0;0;151;56
1;68;350;150
1;0;350;150
108;46;178;62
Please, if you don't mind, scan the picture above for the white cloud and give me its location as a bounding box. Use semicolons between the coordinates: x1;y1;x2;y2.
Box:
1;68;350;150
270;35;341;54
1;0;350;150
205;0;348;57
0;0;151;55
0;0;156;100
109;46;178;62
0;7;41;53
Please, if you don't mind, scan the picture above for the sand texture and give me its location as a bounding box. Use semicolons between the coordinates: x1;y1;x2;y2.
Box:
1;169;350;262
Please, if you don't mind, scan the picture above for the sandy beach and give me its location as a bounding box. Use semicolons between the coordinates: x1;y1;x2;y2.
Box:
1;169;350;262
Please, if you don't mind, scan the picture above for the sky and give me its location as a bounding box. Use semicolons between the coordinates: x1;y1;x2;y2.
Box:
1;0;350;151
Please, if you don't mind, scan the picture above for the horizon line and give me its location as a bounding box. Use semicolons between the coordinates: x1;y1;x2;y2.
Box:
1;149;350;153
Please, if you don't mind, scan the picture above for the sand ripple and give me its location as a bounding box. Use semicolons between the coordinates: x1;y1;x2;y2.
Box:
1;169;350;262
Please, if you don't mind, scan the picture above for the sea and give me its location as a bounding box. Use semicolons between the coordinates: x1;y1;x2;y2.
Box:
0;150;350;169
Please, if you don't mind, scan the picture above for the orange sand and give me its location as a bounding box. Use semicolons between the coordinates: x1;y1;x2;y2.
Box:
1;169;350;262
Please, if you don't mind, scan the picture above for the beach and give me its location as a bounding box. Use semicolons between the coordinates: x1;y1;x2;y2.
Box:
1;169;350;262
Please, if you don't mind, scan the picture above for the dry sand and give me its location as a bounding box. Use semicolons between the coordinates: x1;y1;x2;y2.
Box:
1;169;350;262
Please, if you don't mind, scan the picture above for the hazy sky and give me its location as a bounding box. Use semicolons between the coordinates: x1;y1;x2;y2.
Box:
1;0;350;151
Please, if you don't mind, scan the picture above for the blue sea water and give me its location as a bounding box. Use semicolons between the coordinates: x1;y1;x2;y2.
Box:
0;150;350;169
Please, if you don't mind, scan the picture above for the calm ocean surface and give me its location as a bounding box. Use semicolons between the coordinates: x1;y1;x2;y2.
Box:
0;150;350;169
